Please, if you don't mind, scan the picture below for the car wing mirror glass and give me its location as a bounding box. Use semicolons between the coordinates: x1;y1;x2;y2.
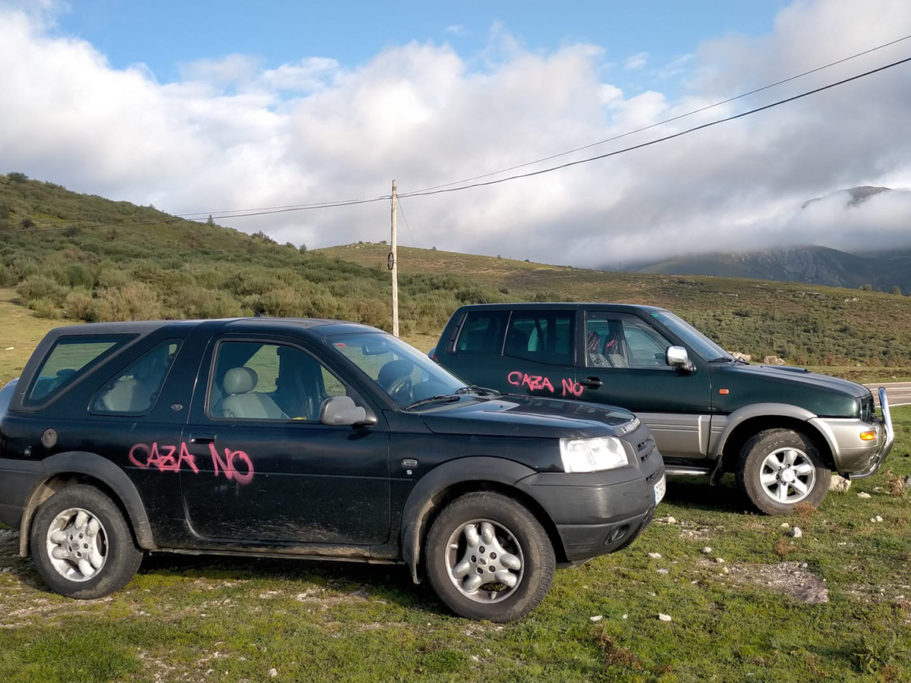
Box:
319;395;376;427
666;345;696;373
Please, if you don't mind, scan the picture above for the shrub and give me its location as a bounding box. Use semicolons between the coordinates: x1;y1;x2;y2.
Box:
63;288;96;321
29;296;60;319
17;274;66;305
95;283;164;321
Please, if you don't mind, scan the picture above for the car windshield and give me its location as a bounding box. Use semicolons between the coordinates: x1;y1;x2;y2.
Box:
649;311;733;362
326;332;465;407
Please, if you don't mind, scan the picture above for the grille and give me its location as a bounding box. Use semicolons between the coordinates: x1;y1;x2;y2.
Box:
636;436;656;462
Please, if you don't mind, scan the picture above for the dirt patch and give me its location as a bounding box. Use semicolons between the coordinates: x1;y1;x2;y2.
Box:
713;560;830;604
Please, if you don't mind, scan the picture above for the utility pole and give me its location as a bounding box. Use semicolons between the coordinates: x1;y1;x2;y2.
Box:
389;179;399;337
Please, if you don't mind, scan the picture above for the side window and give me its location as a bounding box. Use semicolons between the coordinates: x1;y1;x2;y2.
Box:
26;337;128;405
505;311;574;365
92;341;181;414
454;310;508;354
208;341;350;422
585;313;671;369
624;326;669;367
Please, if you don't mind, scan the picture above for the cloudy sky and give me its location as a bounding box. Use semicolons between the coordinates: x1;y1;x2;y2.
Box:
2;0;910;266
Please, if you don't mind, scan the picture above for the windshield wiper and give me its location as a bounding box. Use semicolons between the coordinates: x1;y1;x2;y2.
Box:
455;385;501;397
405;395;461;410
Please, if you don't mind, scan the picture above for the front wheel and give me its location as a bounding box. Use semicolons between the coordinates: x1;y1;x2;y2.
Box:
737;429;831;515
30;485;142;599
425;492;555;622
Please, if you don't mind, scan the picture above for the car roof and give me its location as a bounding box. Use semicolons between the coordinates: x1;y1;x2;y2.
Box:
43;317;382;341
454;302;667;314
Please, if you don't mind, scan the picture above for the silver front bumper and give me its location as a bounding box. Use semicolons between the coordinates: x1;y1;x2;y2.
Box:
848;387;894;480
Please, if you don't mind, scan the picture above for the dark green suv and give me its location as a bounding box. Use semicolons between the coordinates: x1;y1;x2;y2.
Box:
432;303;894;514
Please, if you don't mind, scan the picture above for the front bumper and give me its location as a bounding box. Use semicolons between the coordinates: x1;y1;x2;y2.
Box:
809;388;895;479
516;451;665;563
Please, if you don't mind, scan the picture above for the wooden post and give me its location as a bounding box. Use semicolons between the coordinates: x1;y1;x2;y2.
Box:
389;179;399;337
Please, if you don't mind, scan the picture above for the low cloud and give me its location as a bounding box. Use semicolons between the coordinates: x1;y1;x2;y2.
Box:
1;0;909;266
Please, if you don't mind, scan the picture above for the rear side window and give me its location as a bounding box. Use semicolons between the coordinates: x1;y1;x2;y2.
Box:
91;341;181;415
455;310;508;354
505;311;574;365
26;337;129;405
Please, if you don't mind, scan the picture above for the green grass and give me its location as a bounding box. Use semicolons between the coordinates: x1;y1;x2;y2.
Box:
1;173;910;680
1;410;908;681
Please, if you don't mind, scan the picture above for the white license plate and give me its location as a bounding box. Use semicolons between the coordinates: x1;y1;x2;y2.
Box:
654;474;667;505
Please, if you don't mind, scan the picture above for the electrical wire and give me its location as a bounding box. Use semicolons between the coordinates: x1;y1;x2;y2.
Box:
177;34;911;219
396;55;911;199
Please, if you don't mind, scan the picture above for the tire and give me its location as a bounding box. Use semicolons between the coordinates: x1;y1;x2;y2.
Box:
30;484;142;599
736;428;832;515
424;492;555;622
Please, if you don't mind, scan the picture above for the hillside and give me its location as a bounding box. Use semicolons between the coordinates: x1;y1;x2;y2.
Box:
317;243;911;367
637;245;911;292
629;186;911;291
2;173;911;368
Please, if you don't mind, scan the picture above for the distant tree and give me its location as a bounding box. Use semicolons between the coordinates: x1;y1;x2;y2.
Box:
8;172;28;183
299;244;308;254
858;283;873;291
891;285;902;295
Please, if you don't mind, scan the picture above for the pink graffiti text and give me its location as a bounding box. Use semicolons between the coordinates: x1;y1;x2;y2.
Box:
507;371;585;398
128;441;254;485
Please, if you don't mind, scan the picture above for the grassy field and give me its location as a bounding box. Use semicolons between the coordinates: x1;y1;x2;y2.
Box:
0;407;907;681
1;176;910;680
1;294;910;680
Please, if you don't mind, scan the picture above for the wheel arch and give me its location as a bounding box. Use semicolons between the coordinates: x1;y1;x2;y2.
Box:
400;457;564;584
18;451;155;557
713;407;836;479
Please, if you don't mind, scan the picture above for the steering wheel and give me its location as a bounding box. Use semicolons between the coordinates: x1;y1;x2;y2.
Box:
385;375;412;401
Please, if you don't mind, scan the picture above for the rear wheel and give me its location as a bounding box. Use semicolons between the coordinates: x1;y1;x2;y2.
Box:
737;429;831;515
425;492;555;622
30;485;142;599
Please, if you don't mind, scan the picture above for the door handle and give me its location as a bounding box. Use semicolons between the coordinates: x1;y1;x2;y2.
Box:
189;434;216;444
579;376;603;389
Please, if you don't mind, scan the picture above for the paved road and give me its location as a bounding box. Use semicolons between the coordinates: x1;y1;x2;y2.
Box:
865;382;911;407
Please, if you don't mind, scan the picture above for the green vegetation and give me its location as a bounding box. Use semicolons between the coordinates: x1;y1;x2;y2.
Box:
4;174;911;371
1;410;908;680
1;175;909;679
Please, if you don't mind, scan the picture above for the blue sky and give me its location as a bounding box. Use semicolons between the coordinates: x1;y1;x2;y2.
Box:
53;1;790;93
3;0;910;264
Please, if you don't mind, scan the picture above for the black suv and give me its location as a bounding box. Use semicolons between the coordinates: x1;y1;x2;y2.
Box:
432;303;893;515
0;318;664;621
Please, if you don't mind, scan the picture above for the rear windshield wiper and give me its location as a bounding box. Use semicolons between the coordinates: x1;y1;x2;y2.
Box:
405;395;462;410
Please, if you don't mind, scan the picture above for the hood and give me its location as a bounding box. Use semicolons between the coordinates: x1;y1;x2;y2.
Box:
420;394;637;438
713;363;868;417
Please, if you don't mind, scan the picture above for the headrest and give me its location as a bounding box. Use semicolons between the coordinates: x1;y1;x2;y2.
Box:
223;367;257;395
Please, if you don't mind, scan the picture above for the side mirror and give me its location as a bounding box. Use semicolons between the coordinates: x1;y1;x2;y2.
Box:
666;346;696;373
319;395;376;427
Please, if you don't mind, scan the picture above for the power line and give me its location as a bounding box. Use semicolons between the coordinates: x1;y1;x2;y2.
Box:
396;55;911;200
399;33;911;194
179;34;911;219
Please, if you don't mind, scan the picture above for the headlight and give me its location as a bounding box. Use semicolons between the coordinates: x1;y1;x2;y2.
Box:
560;436;630;472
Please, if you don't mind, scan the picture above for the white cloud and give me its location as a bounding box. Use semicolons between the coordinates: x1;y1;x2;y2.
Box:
1;0;910;268
623;51;648;70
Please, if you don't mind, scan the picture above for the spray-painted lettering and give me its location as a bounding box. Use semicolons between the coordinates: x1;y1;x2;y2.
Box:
128;441;255;485
507;370;586;398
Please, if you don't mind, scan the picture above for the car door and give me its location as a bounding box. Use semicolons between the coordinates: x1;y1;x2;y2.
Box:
179;335;390;547
576;310;713;462
498;308;580;399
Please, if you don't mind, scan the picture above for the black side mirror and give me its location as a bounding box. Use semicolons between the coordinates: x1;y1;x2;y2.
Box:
319;395;377;427
666;345;696;373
